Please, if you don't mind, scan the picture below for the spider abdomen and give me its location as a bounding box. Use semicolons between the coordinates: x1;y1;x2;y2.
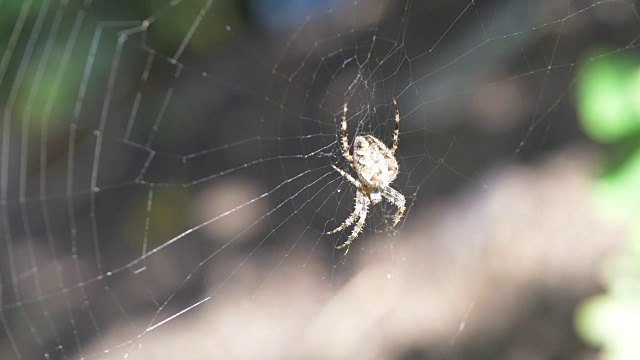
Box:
353;135;399;188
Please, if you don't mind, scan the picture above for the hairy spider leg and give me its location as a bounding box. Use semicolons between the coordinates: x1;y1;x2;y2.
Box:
336;192;370;249
375;187;406;233
340;102;354;164
326;165;362;235
391;97;400;154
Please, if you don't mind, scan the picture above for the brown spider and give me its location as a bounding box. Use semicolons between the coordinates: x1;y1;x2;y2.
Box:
327;98;405;249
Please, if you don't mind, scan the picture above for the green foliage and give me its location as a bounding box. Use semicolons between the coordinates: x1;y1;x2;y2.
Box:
575;50;640;360
576;228;640;359
577;51;640;143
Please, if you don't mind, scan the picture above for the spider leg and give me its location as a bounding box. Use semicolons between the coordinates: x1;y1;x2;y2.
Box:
336;193;370;249
329;164;360;188
340;102;354;164
326;165;362;234
390;97;400;154
375;186;405;233
326;191;364;235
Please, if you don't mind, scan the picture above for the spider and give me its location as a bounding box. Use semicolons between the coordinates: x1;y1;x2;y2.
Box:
326;98;406;249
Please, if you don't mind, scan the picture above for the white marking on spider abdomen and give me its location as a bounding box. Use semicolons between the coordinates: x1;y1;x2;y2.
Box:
353;135;398;188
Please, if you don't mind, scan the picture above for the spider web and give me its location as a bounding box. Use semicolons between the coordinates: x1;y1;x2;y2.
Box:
0;0;639;358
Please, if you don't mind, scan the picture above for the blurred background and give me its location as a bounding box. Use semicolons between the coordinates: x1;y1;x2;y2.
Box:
0;0;639;359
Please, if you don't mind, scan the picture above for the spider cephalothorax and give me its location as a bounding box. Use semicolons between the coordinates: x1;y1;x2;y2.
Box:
327;98;406;249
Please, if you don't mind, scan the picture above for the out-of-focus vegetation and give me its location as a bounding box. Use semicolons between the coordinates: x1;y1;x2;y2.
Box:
575;50;640;360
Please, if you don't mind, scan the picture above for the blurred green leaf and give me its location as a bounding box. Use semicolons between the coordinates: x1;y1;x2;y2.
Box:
577;51;640;143
593;146;640;219
577;294;640;360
